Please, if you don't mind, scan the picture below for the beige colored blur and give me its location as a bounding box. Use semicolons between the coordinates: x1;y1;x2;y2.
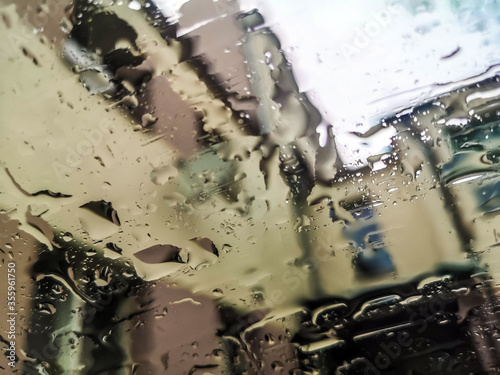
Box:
0;0;489;372
0;0;477;316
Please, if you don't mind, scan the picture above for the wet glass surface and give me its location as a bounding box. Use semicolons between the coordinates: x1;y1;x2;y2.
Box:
1;0;500;374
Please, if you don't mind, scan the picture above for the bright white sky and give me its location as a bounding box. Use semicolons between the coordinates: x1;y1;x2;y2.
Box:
156;0;500;166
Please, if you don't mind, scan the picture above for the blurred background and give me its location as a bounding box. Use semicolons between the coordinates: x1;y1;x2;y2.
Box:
1;0;500;374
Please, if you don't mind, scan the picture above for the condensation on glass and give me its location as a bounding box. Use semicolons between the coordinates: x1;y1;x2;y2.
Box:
0;0;500;374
